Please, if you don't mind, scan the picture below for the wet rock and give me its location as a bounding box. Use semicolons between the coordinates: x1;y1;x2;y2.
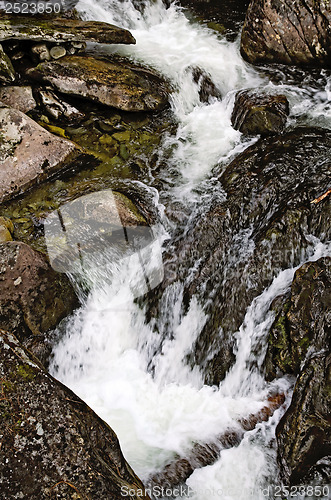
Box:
147;128;331;385
241;0;331;67
30;43;50;62
191;66;221;103
0;43;15;83
276;352;330;484
27;55;169;112
231;90;289;136
0;216;13;242
49;45;67;59
37;87;84;121
0;329;150;500
0;105;87;203
265;258;331;380
0;16;136;45
0;241;79;340
0;85;36;113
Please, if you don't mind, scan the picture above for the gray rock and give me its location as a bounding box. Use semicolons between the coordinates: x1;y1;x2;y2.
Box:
241;0;331;67
0;241;79;340
0;16;136;45
27;55;169;112
0;329;151;499
0;86;36;113
37;88;84;121
0;43;15;84
231;90;289;136
49;45;67;59
0;106;86;203
31;43;50;62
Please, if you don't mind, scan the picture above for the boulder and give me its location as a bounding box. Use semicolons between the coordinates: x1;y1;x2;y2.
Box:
0;241;78;340
0;329;150;499
0;105;89;203
0;43;15;83
241;0;331;67
265;258;331;379
146;128;331;385
0;16;136;45
0;85;36;113
231;90;289;136
26;55;169;112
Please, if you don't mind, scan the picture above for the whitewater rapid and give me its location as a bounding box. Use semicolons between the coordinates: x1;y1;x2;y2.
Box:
49;1;331;499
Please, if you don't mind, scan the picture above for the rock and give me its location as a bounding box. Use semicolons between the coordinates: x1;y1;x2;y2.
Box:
276;353;330;484
27;55;169;112
0;330;151;499
191;66;221;103
0;43;15;83
30;43;50;63
0;85;36;113
37;87;84;121
0;241;79;340
231;90;289;136
265;258;331;380
241;0;331;67
0;106;88;203
0;216;14;243
49;45;67;59
146;128;331;385
0;16;136;45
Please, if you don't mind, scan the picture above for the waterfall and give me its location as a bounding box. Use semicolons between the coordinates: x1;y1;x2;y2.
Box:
49;1;331;498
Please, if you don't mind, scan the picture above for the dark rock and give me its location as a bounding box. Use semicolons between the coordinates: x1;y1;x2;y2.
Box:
231;90;289;136
265;258;331;380
0;43;15;83
0;16;136;45
276;352;330;484
0;85;36;113
191;66;221;103
0;329;150;499
0;105;90;203
0;241;78;340
36;87;84;121
27;55;169;112
241;0;331;67
146;128;331;385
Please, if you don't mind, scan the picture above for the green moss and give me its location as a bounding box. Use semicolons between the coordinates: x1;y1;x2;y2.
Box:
17;364;36;381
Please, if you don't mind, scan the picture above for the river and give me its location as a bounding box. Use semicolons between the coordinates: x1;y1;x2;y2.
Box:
49;1;331;498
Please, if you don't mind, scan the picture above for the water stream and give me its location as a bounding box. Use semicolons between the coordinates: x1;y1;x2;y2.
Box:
49;1;331;498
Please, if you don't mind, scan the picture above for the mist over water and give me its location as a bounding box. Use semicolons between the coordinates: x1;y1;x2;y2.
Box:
50;1;331;498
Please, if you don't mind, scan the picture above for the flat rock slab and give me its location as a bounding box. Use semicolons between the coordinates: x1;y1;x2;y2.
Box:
0;16;136;45
27;55;169;111
0;105;83;203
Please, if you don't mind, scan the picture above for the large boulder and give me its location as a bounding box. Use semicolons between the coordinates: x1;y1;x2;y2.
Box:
0;241;78;340
27;55;169;112
0;85;36;113
241;0;331;67
146;128;331;385
231;90;289;136
0;105;90;203
265;258;331;380
0;329;150;499
0;16;135;45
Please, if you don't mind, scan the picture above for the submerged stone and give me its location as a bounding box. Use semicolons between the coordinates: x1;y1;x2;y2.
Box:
27;55;169;112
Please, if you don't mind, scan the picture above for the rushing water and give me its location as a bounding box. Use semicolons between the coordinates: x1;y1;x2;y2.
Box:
50;1;331;498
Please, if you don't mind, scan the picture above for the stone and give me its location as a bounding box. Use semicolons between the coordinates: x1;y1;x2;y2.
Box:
0;106;86;203
0;216;14;243
0;86;36;113
241;0;331;67
0;43;15;84
191;66;222;103
0;241;79;340
30;43;50;62
265;258;331;380
0;329;151;499
26;55;169;112
37;88;84;121
49;45;67;59
231;90;289;136
0;16;136;45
